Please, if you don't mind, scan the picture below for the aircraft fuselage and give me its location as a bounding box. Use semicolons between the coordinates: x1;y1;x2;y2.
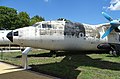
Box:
7;20;112;51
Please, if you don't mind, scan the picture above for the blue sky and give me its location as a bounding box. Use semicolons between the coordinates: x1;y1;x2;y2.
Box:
0;0;120;24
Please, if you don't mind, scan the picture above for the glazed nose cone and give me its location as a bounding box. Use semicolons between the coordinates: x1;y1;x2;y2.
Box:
6;31;13;42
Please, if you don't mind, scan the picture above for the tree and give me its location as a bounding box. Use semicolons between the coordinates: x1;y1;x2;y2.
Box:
0;6;18;29
0;6;31;29
57;18;71;22
30;15;45;25
0;6;45;29
18;12;30;28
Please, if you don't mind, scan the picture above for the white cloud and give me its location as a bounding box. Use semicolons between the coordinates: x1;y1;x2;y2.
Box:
110;0;119;4
108;0;120;10
44;0;49;2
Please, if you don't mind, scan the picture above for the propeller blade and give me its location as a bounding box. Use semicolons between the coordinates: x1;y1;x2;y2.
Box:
102;12;113;21
101;26;114;39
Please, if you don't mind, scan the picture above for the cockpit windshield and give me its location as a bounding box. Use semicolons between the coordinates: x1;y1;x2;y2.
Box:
32;23;40;27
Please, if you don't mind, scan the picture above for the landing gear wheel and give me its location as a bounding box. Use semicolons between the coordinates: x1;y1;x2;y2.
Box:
109;44;120;57
109;50;118;57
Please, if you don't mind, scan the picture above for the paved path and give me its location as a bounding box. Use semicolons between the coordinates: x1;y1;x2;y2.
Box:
0;62;58;79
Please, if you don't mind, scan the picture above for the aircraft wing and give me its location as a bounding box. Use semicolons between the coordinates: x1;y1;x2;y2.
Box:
96;23;110;29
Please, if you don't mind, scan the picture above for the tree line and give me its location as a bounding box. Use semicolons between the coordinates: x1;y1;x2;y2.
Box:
0;6;45;30
0;6;71;30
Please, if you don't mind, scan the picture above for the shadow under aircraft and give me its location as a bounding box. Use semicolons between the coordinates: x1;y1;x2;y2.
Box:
23;51;120;79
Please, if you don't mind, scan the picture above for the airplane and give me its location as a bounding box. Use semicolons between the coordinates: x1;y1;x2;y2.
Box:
5;12;120;57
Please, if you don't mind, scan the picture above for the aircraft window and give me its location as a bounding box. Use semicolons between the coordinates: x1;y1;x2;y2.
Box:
14;31;18;36
42;24;46;28
48;25;52;28
33;24;40;27
38;25;41;28
42;24;52;28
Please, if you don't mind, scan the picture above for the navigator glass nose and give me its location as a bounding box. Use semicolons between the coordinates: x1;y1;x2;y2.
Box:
6;31;13;42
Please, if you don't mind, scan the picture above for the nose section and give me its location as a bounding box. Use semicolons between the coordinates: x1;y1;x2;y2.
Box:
6;31;13;42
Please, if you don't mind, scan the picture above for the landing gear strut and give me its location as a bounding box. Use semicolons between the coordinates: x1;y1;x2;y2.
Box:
109;44;120;57
22;47;31;69
109;50;118;56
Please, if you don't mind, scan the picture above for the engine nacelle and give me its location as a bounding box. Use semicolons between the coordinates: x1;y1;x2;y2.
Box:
97;43;111;50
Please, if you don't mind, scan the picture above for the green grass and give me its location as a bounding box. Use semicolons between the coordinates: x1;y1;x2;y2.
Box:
0;49;120;79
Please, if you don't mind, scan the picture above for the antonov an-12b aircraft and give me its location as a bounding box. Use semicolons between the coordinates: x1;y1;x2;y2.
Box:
6;12;120;56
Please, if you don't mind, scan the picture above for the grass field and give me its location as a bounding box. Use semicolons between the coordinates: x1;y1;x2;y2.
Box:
0;49;120;79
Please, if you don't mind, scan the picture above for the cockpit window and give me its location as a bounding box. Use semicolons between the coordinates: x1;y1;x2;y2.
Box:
33;24;40;27
42;24;52;28
48;25;52;28
42;24;46;28
14;31;18;36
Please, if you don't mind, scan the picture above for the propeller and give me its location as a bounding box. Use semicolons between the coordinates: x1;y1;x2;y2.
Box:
101;12;120;39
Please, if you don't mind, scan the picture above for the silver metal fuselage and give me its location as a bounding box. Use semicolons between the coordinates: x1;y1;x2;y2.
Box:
0;30;13;45
11;20;115;51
